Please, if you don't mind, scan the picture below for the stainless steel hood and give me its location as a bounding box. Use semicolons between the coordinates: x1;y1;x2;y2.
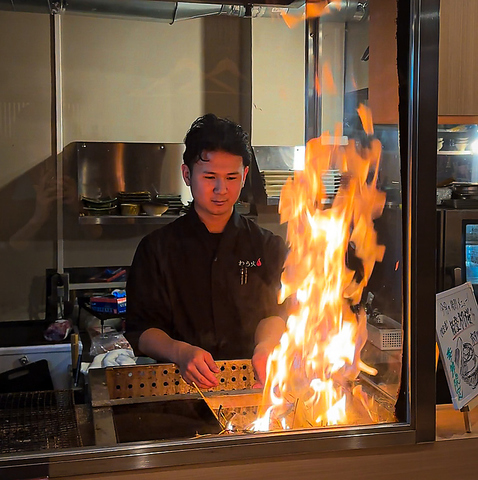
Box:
0;1;367;23
0;0;243;22
0;0;296;23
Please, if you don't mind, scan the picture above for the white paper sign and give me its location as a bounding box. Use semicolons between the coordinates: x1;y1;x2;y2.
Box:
436;282;478;410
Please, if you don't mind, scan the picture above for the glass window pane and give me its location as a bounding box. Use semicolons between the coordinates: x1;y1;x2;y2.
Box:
0;0;409;458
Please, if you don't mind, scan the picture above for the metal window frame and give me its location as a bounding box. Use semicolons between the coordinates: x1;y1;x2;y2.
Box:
0;0;440;476
406;0;439;442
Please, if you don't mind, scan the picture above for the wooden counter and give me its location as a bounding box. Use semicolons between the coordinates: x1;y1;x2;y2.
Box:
436;403;478;441
54;405;478;480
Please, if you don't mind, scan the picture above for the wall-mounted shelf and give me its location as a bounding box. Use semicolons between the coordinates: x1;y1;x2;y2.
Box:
79;211;257;225
437;150;473;155
79;214;181;225
69;282;126;290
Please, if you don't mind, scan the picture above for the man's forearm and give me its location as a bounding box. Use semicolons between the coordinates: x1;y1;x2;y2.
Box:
138;328;187;363
254;315;286;349
252;316;286;387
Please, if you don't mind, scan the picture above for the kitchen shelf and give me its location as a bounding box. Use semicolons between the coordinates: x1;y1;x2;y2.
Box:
79;214;181;225
79;211;257;225
437;128;471;133
437;150;474;155
69;282;126;290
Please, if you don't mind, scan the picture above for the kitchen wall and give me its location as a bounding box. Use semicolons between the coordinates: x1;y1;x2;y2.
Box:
61;15;203;144
0;9;304;323
62;13;305;146
0;11;55;322
251;16;305;146
0;13;52;190
345;22;369;93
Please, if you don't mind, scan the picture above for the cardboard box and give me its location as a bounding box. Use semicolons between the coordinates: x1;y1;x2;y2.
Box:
90;296;126;315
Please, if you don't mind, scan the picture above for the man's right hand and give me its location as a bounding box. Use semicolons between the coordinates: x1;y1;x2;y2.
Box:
137;328;220;389
175;343;220;389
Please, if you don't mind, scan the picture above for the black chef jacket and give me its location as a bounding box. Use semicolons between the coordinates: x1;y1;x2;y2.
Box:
126;206;287;360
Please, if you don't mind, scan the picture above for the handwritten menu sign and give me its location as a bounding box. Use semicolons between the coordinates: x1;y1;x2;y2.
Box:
436;282;478;410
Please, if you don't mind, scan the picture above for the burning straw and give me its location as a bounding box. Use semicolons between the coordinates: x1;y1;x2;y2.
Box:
253;105;389;431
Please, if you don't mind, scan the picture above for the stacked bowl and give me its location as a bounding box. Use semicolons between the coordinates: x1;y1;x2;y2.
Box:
81;196;118;216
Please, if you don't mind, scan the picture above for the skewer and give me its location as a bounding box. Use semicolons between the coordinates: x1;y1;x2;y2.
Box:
292;398;299;429
191;382;225;428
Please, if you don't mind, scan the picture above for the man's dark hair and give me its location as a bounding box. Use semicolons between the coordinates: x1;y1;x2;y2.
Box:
183;113;252;171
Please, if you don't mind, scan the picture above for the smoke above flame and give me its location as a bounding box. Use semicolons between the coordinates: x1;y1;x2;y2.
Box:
253;105;388;431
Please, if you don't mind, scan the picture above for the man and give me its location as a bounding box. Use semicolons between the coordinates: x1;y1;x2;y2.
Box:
126;114;287;388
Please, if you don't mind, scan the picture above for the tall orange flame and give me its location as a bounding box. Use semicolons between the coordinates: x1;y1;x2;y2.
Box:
253;105;387;431
280;1;339;29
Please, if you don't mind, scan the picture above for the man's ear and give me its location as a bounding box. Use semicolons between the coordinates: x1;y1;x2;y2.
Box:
242;166;249;187
181;164;191;186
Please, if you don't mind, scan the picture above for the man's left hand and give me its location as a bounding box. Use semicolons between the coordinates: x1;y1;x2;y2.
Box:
252;342;274;388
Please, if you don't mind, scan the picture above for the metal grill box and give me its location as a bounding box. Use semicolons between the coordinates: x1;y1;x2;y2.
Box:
89;360;262;445
367;315;402;351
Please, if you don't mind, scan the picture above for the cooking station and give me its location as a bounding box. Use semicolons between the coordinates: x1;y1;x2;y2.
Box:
87;357;397;446
0;347;399;454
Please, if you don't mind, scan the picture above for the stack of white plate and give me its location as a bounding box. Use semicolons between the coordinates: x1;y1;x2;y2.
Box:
322;169;341;196
260;170;294;198
455;137;469;152
260;170;342;198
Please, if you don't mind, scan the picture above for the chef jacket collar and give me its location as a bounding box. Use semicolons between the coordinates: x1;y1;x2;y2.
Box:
185;201;241;236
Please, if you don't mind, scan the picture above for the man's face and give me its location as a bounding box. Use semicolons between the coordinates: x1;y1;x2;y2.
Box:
181;150;249;227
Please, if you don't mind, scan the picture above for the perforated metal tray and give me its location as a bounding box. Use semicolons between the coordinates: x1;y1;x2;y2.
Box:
105;359;255;399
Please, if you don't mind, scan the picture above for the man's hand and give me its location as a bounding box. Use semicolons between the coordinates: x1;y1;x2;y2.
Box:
252;341;275;388
175;343;220;389
138;328;220;389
